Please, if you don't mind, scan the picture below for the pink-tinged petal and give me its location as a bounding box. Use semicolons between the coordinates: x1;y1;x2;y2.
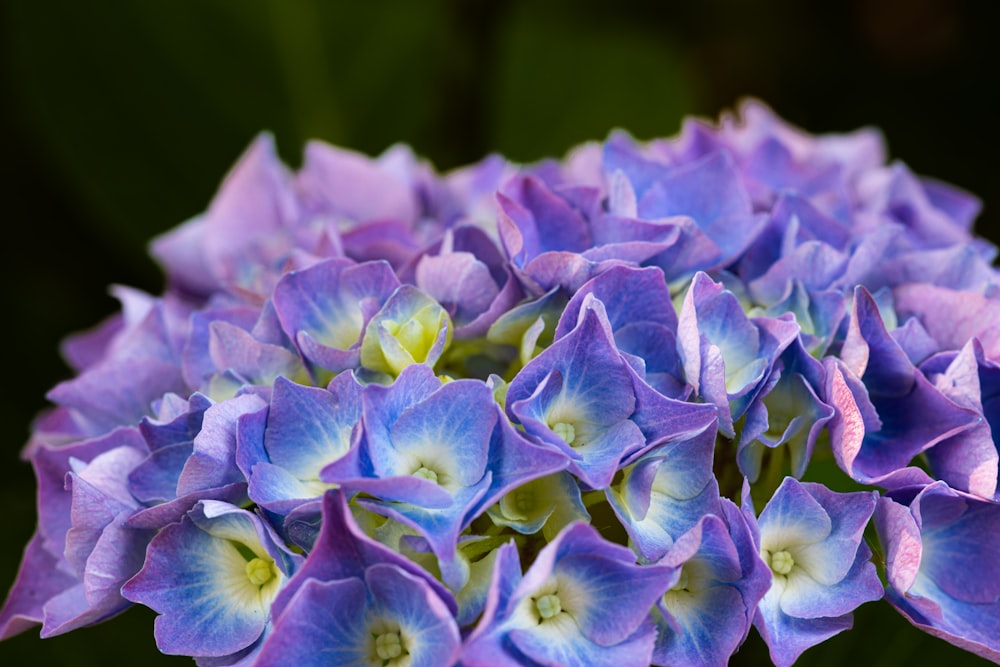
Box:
877;483;1000;661
874;496;923;594
824;360;869;479
895;283;1000;361
298;140;418;225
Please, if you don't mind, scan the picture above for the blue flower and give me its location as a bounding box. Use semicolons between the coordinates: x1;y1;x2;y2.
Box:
322;365;565;588
258;565;460;667
652;500;771;667
121;501;300;659
240;373;362;516
463;523;675;667
748;478;882;666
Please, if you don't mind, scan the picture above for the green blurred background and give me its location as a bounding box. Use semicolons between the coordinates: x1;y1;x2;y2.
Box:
1;0;997;664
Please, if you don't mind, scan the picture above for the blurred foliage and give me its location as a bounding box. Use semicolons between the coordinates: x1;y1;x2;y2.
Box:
1;0;996;664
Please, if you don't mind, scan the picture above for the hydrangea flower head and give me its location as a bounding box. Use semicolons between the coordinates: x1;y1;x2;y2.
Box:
4;99;1000;667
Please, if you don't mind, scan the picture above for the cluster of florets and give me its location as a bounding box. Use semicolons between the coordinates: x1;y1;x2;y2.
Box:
3;100;1000;666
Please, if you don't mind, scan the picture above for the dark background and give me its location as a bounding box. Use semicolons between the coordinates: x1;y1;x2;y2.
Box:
1;1;996;664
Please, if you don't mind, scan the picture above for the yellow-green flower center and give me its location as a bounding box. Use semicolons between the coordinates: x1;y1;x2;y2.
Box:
244;557;276;587
374;631;403;660
768;549;795;576
413;466;439;484
551;422;576;445
535;593;562;620
383;316;433;365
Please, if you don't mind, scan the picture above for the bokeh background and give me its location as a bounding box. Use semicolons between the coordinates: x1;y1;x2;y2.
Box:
2;1;997;664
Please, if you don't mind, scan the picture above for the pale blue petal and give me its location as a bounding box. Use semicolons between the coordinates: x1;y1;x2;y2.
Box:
757;478;832;551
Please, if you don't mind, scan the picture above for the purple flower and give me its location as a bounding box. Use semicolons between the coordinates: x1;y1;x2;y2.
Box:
240;373;363;516
554;264;688;398
43;289;191;440
607;418;720;561
257;565;461;667
255;489;462;665
508;295;716;490
1;427;149;639
894;283;1000;361
150;134;302;298
507;298;647;489
918;339;1000;498
602;135;769;282
498;166;695;294
408;226;525;338
738;337;835;481
825;287;980;484
297;141;427;267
